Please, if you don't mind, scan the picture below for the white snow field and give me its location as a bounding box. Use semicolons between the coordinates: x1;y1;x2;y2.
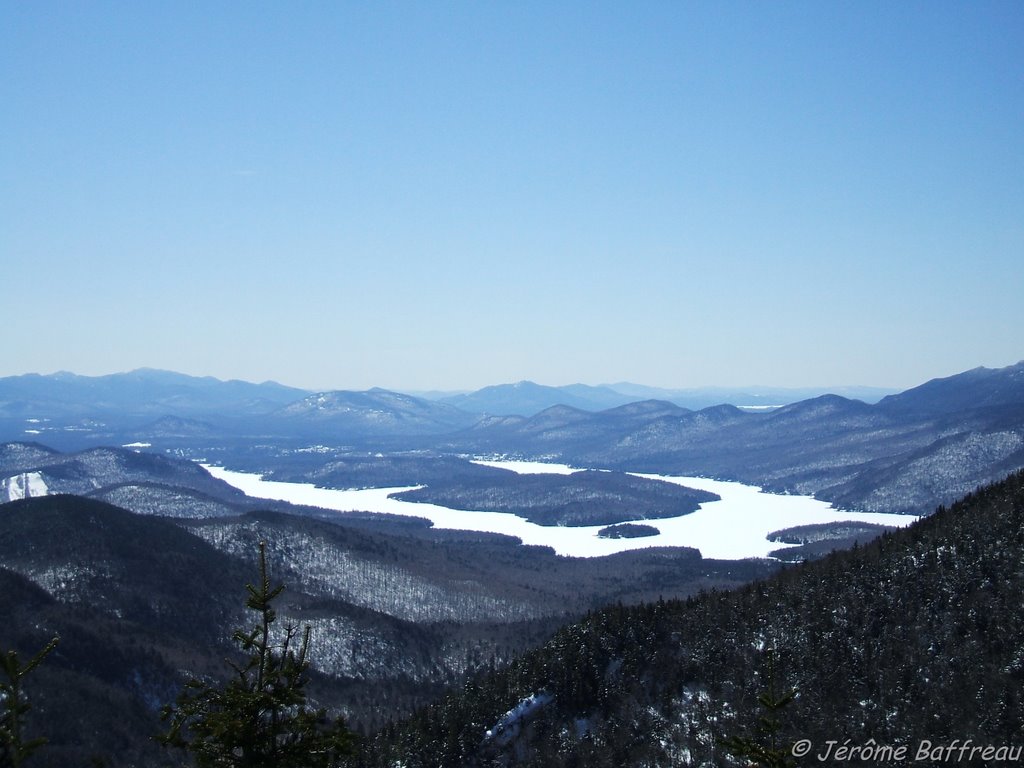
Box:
1;471;50;502
204;461;917;560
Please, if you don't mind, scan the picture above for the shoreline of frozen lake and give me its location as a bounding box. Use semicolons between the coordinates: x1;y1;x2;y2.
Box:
203;461;918;560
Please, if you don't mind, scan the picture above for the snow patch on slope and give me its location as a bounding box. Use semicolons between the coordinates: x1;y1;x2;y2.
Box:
485;692;554;745
2;472;49;502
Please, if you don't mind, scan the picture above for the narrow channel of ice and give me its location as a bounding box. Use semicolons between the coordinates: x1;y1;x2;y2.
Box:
473;459;581;474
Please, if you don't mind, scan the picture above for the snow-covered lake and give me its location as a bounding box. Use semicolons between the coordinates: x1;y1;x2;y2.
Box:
204;461;917;560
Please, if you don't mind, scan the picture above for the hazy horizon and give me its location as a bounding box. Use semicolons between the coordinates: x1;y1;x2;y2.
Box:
1;356;1018;395
0;361;1007;398
4;4;1022;392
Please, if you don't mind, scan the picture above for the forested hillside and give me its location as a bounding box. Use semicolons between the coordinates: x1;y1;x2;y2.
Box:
361;470;1024;766
0;497;251;766
4;472;1022;765
392;470;718;526
0;494;769;766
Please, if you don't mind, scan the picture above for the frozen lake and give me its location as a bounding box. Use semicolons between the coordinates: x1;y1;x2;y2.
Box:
204;460;917;560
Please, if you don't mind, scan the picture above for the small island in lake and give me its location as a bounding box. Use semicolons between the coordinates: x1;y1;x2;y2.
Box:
597;523;660;539
391;469;718;527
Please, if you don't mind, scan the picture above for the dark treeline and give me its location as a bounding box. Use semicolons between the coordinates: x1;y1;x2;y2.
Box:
358;470;1024;766
0;493;769;766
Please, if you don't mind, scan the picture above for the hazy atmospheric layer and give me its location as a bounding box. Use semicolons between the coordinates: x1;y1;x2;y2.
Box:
205;461;915;559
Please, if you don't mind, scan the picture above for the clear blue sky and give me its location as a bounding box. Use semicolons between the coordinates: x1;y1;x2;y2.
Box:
3;2;1022;392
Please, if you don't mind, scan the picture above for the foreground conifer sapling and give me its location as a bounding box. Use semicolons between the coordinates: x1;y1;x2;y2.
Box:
159;541;353;767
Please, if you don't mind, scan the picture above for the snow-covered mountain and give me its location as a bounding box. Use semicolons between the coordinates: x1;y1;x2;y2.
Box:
273;387;478;435
0;444;248;512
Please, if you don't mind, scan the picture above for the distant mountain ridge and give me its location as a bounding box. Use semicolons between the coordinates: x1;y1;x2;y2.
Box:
877;363;1024;415
0;368;900;451
440;361;1024;515
438;381;639;416
0;368;308;418
434;380;899;415
0;368;899;433
602;381;900;410
1;362;1022;516
274;388;479;436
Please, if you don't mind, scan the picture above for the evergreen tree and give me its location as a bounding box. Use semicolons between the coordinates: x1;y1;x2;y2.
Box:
719;646;797;768
0;636;59;768
159;542;354;767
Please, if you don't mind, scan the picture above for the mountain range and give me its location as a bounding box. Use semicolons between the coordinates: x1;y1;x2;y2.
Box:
0;367;306;419
433;363;1024;516
433;380;898;415
0;368;897;441
1;363;1022;517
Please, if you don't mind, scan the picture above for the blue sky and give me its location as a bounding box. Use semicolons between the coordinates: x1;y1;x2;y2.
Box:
3;2;1022;392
